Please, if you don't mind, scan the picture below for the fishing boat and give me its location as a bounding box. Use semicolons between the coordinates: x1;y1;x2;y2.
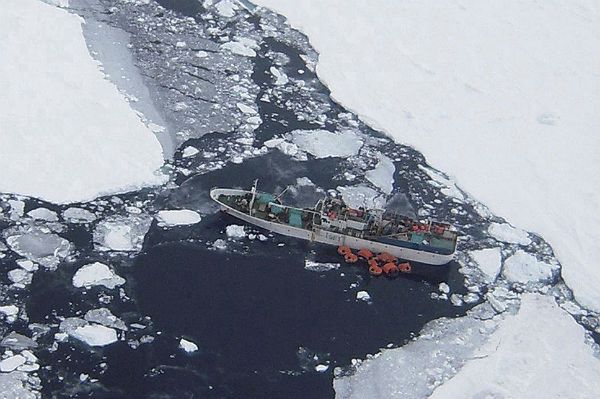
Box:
210;181;458;266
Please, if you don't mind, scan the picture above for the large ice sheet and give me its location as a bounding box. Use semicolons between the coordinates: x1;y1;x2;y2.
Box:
429;295;600;399
254;0;600;312
0;0;165;204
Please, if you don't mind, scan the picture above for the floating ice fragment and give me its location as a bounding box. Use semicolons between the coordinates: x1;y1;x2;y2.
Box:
215;0;237;17
470;247;502;283
5;228;71;270
502;250;558;284
72;262;125;289
365;154;395;194
450;294;463;306
156;210;201;226
488;223;531;245
1;333;37;350
221;41;256;57
179;338;198;353
226;225;246;239
264;137;298;156
356;291;371;302
290;129;362;159
269;66;289;85
94;214;151;251
337;185;386;209
315;364;329;372
63;207;96;223
438;282;450;294
70;325;118;347
0;355;26;372
305;260;340;272
84;308;127;331
182;146;199;158
0;305;19;323
237;102;257;114
27;207;58;221
212;239;227;250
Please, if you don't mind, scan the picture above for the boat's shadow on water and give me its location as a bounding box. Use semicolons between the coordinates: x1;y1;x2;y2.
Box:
126;211;467;398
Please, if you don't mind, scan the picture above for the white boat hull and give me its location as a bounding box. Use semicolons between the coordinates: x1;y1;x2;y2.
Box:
211;188;454;266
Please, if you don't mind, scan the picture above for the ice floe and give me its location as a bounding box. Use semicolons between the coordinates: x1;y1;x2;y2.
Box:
182;146;200;158
469;247;502;283
179;338;198;353
215;0;237;17
226;224;246;239
290;129;362;159
502;250;558;284
221;41;256;57
365;154;395;195
62;207;96;223
0;0;165;204
0;305;19;323
94;214;152;251
356;291;371;302
0;355;26;373
156;210;201;226
84;308;127;331
264;137;299;157
337;185;386;210
26;207;58;222
1;333;37;351
269;66;289;86
304;260;340;272
70;324;118;347
72;262;126;289
488;222;531;246
5;227;71;270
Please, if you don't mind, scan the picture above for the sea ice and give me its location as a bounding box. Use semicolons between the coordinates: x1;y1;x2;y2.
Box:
179;338;198;353
1;333;37;351
502;250;558;285
221;41;256;57
488;222;531;245
305;260;340;272
215;0;237;17
429;295;600;398
84;308;127;331
356;291;371;302
70;324;118;347
290;129;362;159
269;66;289;85
226;225;246;239
5;228;71;270
0;0;165;204
94;214;152;251
72;262;126;289
26;207;58;222
62;207;96;223
365;154;395;195
0;305;19;323
337;185;386;209
0;355;26;373
0;371;37;399
182;146;199;158
156;210;202;226
469;247;502;283
315;364;329;372
264;137;299;157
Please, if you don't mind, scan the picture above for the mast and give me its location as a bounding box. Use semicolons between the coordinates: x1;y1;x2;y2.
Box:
248;179;258;215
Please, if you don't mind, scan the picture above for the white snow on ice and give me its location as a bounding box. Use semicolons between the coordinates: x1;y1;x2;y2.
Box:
429;295;600;399
156;210;202;226
365;154;395;195
470;247;502;283
70;324;118;347
226;224;246;239
0;0;165;204
502;250;558;285
179;338;199;353
254;0;600;312
72;262;125;289
290;130;362;159
488;222;532;246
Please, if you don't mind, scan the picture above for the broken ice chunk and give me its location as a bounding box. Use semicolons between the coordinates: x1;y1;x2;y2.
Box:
84;308;127;331
72;262;126;289
156;210;201;226
63;207;96;223
356;291;371;302
365;154;395;195
502;250;558;284
27;207;58;221
488;223;531;245
179;338;198;353
470;247;502;283
70;325;118;347
226;225;246;239
94;215;151;251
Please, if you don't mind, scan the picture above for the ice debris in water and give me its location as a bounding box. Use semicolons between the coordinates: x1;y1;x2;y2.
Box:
69;325;118;347
502;250;558;284
1;332;37;350
365;153;395;195
182;146;199;158
488;222;531;245
264;137;299;157
62;207;96;223
356;291;371;302
212;239;227;250
215;0;238;17
26;207;58;222
0;355;26;372
221;41;256;57
72;262;125;289
438;282;450;294
226;224;246;239
0;305;19;323
304;260;340;272
156;210;201;226
84;308;127;331
470;247;502;283
179;338;198;353
315;364;329;372
94;214;151;251
337;185;386;210
5;227;71;270
290;129;363;159
269;66;289;85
